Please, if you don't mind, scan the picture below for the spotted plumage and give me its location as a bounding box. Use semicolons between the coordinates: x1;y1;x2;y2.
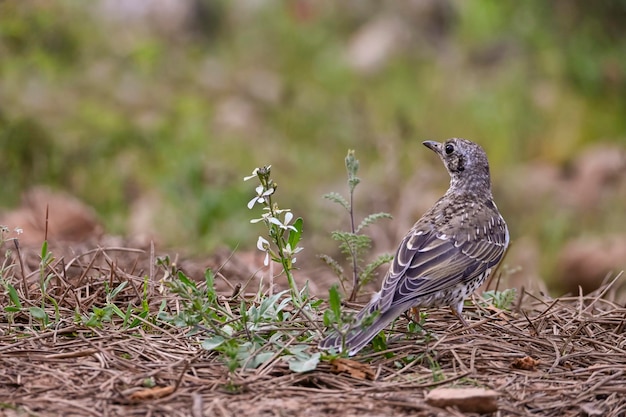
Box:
319;138;509;356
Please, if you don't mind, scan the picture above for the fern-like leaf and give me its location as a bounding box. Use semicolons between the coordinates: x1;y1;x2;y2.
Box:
331;232;372;264
318;254;346;282
323;192;350;211
482;288;517;310
358;253;393;287
356;212;392;233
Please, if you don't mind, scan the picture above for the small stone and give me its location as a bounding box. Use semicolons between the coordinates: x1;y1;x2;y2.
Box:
426;387;499;413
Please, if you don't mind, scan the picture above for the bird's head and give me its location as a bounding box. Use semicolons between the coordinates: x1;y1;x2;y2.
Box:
423;138;492;194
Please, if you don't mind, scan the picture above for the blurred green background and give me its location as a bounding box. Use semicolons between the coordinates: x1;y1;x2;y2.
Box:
1;0;625;292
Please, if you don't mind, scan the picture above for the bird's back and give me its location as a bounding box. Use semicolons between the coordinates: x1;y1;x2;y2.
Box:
319;138;509;356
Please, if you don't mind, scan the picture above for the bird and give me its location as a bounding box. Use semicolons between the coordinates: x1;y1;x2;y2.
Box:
319;138;509;356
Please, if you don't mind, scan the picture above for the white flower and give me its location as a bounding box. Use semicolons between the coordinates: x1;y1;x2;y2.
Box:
243;165;271;181
247;185;275;209
243;168;260;181
250;210;271;224
256;236;271;266
264;211;297;231
283;243;303;264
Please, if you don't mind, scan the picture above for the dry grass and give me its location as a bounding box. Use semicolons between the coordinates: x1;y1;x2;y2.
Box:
1;241;625;417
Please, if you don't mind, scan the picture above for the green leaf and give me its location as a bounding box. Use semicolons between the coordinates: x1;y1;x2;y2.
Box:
359;253;393;287
110;304;126;319
202;335;226;350
40;240;48;260
483;288;517;310
109;281;128;300
84;313;102;328
328;285;342;319
7;283;21;309
317;254;345;282
287;217;304;249
323;309;334;327
345;150;361;192
245;351;274;369
177;270;196;289
323;192;350;211
288;352;320;373
204;269;217;301
5;306;21;313
371;332;388;354
310;299;324;309
356;212;392;233
29;306;47;320
122;304;133;327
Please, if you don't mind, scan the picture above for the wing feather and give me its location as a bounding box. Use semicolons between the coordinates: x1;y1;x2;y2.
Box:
377;214;507;312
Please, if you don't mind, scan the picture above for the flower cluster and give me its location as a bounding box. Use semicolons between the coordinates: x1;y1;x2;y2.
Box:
244;166;304;301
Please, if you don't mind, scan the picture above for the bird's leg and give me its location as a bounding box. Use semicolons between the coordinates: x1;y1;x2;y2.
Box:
450;302;477;333
450;307;470;326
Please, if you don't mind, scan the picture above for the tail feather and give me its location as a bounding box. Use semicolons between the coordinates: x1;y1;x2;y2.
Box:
318;308;402;356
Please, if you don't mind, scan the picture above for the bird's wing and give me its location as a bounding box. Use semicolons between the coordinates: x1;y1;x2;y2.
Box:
377;215;508;311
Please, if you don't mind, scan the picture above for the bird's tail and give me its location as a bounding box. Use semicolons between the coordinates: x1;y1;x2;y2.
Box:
318;307;400;356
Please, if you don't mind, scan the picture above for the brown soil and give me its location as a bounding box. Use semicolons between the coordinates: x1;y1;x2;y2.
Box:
1;240;625;417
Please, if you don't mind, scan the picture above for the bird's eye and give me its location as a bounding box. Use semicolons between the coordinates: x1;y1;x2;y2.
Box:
445;144;454;155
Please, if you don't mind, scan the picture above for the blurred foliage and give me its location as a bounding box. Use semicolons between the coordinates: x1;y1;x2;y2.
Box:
0;0;625;287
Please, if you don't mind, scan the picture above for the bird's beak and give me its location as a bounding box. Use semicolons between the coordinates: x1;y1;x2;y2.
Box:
422;141;442;155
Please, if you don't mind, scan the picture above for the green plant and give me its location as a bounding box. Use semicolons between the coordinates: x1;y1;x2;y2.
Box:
78;279;151;329
320;150;393;301
245;165;305;305
160;258;320;373
0;226;20;326
29;240;59;329
160;165;322;373
425;353;444;383
482;288;517;310
320;283;389;357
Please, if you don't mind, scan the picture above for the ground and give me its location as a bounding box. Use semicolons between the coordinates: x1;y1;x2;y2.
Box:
1;241;625;417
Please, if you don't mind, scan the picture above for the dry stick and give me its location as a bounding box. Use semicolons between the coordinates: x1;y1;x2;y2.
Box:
215;244;239;274
99;250;143;301
215;269;238;293
72;288;83;313
47;258;74;307
72;249;101;288
560;321;588;357
521;309;539;337
615;310;626;334
44;349;99;359
290;295;323;333
381;356;422;381
191;393;203;417
213;399;232;417
174;356;195;391
108;258;116;292
368;370;473;392
13;239;30;299
229;283;242;299
583;271;624;315
547;337;563;373
65;247;145;272
580;370;625;400
0;325;78;352
150;240;155;284
42;398;100;417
